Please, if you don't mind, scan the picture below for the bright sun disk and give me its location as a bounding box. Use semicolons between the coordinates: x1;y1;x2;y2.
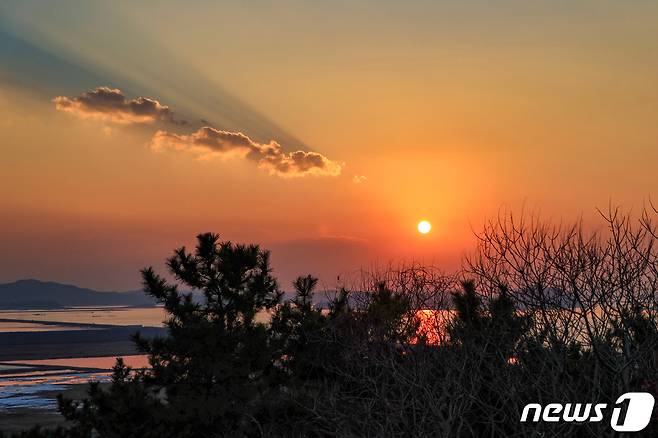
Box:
417;220;431;234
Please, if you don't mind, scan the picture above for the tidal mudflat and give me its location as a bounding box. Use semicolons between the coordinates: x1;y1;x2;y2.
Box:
0;307;162;432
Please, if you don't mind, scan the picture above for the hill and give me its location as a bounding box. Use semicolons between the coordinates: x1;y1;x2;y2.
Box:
0;279;155;309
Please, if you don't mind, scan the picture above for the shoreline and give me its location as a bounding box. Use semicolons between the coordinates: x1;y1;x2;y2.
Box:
0;309;161;432
0;383;100;434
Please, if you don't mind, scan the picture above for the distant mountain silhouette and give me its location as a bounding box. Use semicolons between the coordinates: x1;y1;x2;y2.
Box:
0;279;156;309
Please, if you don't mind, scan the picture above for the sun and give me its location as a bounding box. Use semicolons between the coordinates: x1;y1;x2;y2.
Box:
417;220;432;234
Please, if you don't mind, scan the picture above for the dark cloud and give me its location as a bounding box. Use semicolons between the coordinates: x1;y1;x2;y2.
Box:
150;127;343;178
267;236;372;290
53;87;185;124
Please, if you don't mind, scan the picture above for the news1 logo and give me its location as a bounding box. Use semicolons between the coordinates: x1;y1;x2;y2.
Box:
520;392;655;432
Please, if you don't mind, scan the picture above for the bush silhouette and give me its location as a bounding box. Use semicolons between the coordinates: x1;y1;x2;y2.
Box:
12;207;658;437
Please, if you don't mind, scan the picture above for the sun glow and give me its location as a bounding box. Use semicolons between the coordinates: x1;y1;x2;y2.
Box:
417;220;432;234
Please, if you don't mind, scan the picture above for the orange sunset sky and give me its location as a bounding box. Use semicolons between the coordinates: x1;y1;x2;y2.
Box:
1;1;657;290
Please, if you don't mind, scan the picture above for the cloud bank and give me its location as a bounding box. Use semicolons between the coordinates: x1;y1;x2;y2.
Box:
53;87;184;124
150;127;343;178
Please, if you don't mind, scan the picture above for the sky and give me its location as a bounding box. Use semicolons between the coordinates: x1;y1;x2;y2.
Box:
1;1;657;291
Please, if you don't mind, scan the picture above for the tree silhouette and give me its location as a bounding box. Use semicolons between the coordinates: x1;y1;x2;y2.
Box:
12;207;658;437
59;233;282;438
270;274;327;381
449;281;529;360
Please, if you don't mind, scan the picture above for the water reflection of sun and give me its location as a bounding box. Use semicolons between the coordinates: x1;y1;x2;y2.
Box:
414;309;453;345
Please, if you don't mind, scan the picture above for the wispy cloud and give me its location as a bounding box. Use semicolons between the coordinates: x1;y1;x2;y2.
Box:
53;87;185;125
150;127;343;178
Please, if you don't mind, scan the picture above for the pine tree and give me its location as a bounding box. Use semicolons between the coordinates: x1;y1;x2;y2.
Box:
59;233;282;438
